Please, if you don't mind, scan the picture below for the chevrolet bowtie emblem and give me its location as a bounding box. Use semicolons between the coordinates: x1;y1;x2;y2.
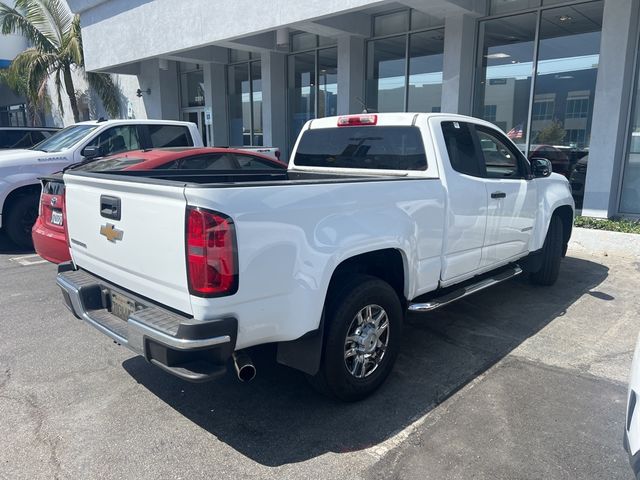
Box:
100;223;123;242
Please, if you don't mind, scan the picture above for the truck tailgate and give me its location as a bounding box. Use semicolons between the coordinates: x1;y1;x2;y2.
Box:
63;173;192;315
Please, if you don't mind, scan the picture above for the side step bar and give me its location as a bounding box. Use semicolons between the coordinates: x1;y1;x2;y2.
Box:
408;266;523;313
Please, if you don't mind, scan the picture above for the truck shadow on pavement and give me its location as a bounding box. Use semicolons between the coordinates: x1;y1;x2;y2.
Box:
123;255;609;467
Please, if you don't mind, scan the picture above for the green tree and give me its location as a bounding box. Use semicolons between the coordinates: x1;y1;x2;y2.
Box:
0;0;120;123
535;120;566;145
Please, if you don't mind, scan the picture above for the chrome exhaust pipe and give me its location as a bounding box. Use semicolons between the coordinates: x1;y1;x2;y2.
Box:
232;351;256;382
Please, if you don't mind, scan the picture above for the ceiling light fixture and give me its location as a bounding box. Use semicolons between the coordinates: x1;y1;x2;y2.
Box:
485;53;511;59
558;15;573;22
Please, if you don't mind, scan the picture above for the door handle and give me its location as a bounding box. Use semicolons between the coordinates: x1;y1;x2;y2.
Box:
491;191;506;199
100;195;121;220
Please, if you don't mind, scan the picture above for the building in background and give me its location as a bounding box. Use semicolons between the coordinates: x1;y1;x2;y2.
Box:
0;0;28;127
66;0;639;219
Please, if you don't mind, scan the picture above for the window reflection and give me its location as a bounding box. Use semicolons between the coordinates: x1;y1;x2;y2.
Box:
408;29;444;113
620;37;640;214
530;2;603;187
474;13;537;149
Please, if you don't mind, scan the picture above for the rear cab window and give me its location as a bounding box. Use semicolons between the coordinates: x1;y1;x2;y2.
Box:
147;125;194;148
293;126;427;171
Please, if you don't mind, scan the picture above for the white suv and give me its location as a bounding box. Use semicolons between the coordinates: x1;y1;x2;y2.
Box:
0;119;202;247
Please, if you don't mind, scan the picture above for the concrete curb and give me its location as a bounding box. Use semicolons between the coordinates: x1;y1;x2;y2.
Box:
569;226;640;258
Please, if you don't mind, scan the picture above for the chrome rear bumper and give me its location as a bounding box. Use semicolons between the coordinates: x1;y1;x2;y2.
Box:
56;264;237;382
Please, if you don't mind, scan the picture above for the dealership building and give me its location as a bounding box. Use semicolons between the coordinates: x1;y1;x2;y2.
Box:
65;0;640;218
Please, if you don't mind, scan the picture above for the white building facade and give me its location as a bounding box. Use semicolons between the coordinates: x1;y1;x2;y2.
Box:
66;0;640;218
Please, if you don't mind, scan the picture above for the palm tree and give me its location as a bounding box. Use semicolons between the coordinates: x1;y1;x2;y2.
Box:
0;0;120;123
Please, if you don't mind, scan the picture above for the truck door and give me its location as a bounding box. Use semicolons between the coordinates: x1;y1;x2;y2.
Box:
437;120;488;283
474;125;536;267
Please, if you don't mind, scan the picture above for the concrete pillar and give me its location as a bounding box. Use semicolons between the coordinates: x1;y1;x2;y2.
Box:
582;0;640;218
261;52;288;157
137;59;180;120
204;62;229;146
441;13;476;115
337;36;365;115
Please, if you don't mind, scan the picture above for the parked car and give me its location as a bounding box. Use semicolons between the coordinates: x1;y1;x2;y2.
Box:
0;119;202;247
569;155;588;208
529;145;571;177
625;333;640;480
33;147;286;263
0;126;59;149
56;113;574;401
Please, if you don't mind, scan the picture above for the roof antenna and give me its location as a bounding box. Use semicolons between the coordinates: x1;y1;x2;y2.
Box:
97;116;108;122
355;97;377;114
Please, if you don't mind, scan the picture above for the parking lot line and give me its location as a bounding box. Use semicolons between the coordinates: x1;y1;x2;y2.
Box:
9;254;48;266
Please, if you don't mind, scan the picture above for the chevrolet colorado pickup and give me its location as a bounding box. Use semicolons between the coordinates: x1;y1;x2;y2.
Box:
57;113;574;401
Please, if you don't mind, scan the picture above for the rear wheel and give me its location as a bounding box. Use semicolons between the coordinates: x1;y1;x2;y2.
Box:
308;274;403;401
5;194;39;249
530;215;563;286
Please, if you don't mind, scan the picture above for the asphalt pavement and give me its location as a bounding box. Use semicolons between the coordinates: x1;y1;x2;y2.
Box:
0;231;635;479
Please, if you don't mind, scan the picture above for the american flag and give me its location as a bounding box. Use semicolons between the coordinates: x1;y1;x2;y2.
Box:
507;123;524;139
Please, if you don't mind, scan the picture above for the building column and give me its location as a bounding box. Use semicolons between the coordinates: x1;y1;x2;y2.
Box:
441;13;476;115
137;59;180;120
203;62;229;146
337;36;365;115
261;51;288;157
582;0;640;218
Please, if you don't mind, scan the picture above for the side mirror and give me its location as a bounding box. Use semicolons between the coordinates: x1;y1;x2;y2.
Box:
82;146;103;159
531;157;552;178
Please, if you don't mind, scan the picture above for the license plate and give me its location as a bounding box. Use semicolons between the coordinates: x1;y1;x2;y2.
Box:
110;292;136;321
50;209;63;226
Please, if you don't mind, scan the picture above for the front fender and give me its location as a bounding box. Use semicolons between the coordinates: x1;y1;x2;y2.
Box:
531;174;574;251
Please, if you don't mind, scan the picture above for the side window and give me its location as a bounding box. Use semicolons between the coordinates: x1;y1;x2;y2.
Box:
147;125;193;148
476;127;524;179
85;126;141;156
441;121;483;177
178;153;236;170
235;154;282;170
30;131;47;144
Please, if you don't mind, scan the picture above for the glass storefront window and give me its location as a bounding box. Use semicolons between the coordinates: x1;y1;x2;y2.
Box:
366;36;407;112
407;29;444;113
475;2;604;208
180;68;205;108
474;13;537;150
287;47;338;150
291;32;317;52
228;60;263;146
288;51;316;148
620;41;640;214
318;48;338;118
529;2;603;195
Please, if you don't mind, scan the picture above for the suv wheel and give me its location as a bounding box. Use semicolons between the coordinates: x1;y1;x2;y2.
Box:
5;194;39;248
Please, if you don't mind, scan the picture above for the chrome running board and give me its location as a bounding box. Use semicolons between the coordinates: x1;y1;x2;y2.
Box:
408;266;523;313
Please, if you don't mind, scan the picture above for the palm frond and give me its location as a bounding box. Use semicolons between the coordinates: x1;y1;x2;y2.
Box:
87;71;121;118
0;1;56;52
33;0;72;48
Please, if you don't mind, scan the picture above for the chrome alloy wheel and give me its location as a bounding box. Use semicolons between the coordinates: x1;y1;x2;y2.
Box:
343;304;390;379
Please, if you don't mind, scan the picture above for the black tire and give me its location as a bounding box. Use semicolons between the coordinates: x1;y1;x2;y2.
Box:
530;215;563;286
5;194;39;249
308;274;403;402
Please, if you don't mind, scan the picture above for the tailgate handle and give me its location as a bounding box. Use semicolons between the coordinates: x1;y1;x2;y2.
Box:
100;195;121;220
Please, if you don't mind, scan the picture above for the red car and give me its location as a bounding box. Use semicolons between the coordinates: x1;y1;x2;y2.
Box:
32;147;286;263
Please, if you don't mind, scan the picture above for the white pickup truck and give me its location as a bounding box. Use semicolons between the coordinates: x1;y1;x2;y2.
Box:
57;113;574;401
0;119;202;247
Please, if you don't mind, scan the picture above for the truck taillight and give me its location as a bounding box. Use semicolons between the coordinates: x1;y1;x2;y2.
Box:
337;114;378;127
186;207;238;297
